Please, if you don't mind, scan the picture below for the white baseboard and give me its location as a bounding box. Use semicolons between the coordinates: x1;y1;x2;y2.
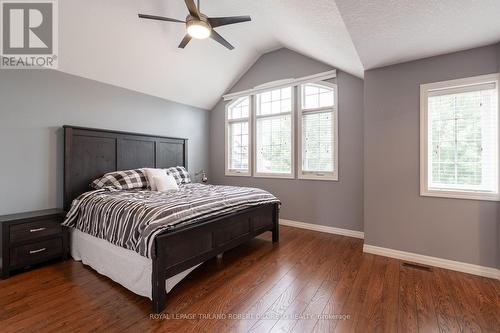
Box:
279;219;499;280
363;244;500;280
279;219;364;239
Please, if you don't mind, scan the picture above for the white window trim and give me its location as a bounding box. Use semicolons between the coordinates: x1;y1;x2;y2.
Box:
253;87;295;179
225;97;251;177
298;82;338;181
223;70;337;101
420;73;500;201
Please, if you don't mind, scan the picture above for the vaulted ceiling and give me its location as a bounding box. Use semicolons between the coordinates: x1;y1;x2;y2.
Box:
58;1;500;110
335;0;500;70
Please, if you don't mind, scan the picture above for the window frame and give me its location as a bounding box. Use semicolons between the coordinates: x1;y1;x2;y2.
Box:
252;86;295;179
225;96;252;177
298;81;339;181
420;73;500;201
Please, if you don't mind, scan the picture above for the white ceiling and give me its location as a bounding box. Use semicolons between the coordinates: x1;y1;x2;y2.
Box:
58;0;362;110
59;1;500;110
335;0;500;70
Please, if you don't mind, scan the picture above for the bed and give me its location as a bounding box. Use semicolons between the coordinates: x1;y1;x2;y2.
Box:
63;126;280;313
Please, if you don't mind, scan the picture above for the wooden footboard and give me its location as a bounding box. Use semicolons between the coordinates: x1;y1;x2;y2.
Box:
151;202;279;314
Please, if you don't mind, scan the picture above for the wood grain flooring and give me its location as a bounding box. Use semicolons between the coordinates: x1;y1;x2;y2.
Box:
0;226;499;333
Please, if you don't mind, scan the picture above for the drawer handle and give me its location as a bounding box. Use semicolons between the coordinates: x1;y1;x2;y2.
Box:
30;227;47;233
29;248;46;254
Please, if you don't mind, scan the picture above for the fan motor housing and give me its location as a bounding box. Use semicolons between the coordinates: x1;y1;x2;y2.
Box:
186;14;211;28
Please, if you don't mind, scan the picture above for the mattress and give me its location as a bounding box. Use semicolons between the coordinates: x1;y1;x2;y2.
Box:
70;228;200;299
64;183;279;258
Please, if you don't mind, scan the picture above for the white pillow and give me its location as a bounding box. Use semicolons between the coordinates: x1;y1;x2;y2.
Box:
144;168;167;191
154;174;179;192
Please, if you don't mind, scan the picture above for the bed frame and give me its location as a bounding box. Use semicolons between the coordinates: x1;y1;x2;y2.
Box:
63;126;279;313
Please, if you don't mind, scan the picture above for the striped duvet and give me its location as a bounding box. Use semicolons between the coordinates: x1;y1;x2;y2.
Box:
63;183;279;258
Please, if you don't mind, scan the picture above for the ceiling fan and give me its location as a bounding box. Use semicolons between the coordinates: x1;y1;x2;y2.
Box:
138;0;251;50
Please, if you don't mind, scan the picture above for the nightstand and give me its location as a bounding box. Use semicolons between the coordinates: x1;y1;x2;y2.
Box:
0;209;68;279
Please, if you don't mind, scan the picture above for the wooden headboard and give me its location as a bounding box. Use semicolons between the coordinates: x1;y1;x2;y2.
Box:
63;126;188;210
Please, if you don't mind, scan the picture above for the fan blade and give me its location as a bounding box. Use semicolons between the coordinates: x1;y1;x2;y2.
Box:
208;16;251;28
210;30;234;50
184;0;200;18
178;35;192;49
138;14;185;23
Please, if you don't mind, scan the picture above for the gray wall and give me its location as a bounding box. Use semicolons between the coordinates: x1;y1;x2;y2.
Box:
210;48;364;231
498;42;500;268
497;42;500;71
364;45;499;268
0;70;210;215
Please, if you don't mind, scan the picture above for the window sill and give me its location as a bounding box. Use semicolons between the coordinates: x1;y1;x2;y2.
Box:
420;189;500;202
298;175;338;181
253;173;295;180
225;172;251;177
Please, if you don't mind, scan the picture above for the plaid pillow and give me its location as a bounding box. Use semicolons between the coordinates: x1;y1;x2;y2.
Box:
165;166;191;185
91;169;149;190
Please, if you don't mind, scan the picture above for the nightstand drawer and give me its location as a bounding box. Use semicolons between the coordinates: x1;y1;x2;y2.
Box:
10;238;63;267
10;219;62;243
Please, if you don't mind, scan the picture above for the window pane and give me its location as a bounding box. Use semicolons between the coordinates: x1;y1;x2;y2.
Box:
261;91;271;102
282;88;291;99
257;87;292;116
256;115;292;174
457;162;482;185
302;83;334;109
319;91;334;108
428;86;498;192
228;97;249;120
304;94;318;110
302;111;333;172
228;121;249;171
261;102;271;115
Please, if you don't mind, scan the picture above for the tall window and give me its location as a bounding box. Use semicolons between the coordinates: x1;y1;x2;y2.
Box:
225;96;250;176
420;74;499;201
255;87;294;177
298;81;338;180
223;71;338;180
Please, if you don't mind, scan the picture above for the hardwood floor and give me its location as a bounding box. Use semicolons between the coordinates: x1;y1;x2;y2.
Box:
0;226;499;333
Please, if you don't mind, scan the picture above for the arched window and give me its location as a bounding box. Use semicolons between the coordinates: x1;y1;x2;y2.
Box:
223;73;338;181
299;81;338;180
225;96;251;175
255;86;294;177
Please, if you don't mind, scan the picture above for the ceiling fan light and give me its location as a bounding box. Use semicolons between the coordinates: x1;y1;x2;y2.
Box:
187;21;211;39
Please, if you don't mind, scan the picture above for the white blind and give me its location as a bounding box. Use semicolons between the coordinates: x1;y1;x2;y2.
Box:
301;83;336;174
227;97;250;172
256;87;292;174
427;83;498;193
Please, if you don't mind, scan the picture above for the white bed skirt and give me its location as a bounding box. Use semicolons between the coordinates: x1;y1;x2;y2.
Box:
70;228;199;299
